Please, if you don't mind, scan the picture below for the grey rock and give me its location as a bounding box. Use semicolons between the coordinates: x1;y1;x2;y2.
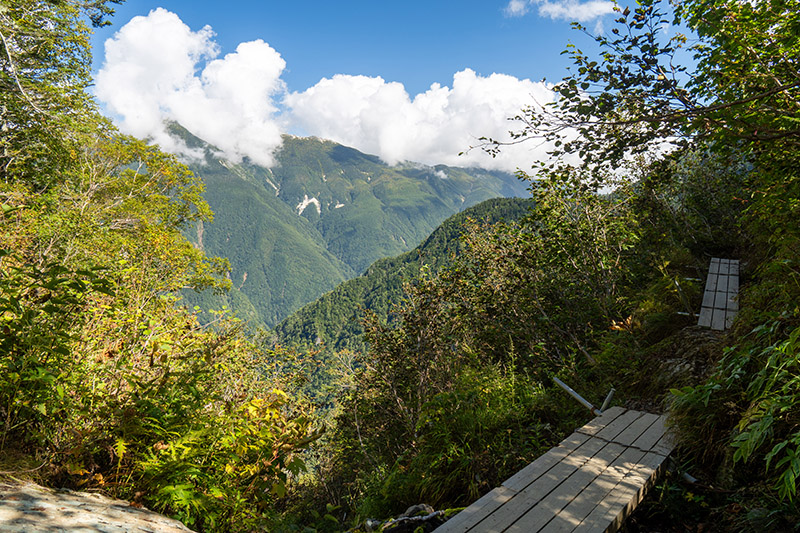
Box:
401;503;434;517
381;509;445;533
0;481;195;532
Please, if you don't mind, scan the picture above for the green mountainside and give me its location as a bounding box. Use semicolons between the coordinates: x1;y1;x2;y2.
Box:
180;132;529;327
6;2;800;532
273;197;534;352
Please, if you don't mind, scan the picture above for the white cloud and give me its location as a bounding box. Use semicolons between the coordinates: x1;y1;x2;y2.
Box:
285;69;556;172
504;0;615;22
504;0;532;16
96;8;286;167
96;10;557;172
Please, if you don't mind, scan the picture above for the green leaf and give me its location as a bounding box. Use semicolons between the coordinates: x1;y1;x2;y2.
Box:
270;482;287;498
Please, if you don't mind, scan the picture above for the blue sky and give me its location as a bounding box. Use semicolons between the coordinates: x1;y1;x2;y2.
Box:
90;1;607;94
90;0;624;171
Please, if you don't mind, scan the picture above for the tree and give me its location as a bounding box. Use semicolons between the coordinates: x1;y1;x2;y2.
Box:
480;0;800;174
0;0;122;186
483;0;800;513
1;3;321;530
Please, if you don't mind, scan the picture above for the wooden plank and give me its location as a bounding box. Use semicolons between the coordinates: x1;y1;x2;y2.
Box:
610;412;660;447
697;306;712;327
713;290;728;310
575;406;626;437
711;308;726;331
503;433;590;492
701;286;715;308
594;410;644;442
537;446;647;533
630;415;668;453
434;486;517;533
728;274;739;293
718;261;730;275
725;311;737;330
476;438;607;532
709;258;720;274
651;431;676;457
715;274;729;298
572;451;668;533
506;442;626;533
704;272;718;293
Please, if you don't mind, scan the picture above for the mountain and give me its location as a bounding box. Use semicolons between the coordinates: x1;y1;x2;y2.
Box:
180;131;530;327
273;197;534;352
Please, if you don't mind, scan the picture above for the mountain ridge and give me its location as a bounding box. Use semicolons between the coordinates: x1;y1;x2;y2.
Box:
178;129;530;327
273;196;535;353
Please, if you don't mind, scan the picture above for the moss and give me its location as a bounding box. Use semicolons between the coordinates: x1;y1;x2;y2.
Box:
442;507;465;519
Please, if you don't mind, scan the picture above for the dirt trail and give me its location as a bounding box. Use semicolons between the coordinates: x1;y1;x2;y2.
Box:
0;481;195;532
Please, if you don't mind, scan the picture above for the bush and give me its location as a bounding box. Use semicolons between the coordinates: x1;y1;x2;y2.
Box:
0;248;320;531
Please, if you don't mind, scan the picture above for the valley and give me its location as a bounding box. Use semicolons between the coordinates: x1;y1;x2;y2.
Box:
3;2;798;531
180;132;529;327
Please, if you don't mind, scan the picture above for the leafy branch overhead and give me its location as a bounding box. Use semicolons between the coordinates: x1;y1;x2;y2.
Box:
479;0;800;169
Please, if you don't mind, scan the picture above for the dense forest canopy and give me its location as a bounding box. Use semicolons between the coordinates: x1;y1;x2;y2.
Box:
1;0;799;531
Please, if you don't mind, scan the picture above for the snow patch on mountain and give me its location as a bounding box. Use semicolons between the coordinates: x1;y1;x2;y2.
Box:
296;195;321;215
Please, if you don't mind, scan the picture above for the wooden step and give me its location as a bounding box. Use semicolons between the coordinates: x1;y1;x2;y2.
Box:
698;257;739;331
434;407;674;533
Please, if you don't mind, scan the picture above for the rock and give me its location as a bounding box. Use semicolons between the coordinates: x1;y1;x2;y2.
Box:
380;508;445;533
401;503;434;517
365;518;383;532
0;480;195;532
351;503;446;533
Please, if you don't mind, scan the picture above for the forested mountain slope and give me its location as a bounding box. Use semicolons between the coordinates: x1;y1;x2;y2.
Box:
180;131;528;327
5;1;800;532
273;197;534;352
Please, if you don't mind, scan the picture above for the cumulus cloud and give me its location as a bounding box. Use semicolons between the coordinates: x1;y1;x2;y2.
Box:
96;8;286;167
96;10;557;172
285;69;555;171
504;0;615;22
505;0;532;16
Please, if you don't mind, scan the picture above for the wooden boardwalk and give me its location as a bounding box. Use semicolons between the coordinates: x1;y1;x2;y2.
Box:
697;258;739;331
433;407;674;533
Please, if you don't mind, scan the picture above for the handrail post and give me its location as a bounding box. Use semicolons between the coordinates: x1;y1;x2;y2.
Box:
552;376;602;416
600;387;615;412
